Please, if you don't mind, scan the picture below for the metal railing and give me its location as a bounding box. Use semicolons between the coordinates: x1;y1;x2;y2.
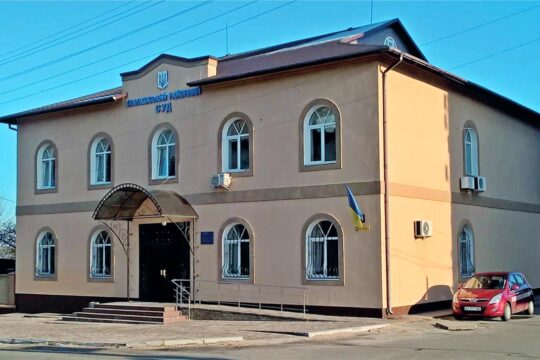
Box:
171;279;192;319
171;278;307;318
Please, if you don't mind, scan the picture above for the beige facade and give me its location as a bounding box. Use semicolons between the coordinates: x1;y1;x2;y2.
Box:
6;23;540;316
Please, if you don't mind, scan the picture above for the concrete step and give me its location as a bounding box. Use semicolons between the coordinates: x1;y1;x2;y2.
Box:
92;304;178;313
82;307;174;317
61;315;170;325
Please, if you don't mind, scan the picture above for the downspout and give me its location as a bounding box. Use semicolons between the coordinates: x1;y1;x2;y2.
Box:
8;124;17;131
381;52;403;316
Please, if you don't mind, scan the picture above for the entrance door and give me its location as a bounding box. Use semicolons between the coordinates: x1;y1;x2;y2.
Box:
139;222;191;302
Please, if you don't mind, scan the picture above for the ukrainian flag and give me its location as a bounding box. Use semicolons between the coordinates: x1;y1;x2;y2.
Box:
346;185;370;231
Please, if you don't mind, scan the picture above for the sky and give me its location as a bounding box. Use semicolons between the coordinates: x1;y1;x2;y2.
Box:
0;0;538;219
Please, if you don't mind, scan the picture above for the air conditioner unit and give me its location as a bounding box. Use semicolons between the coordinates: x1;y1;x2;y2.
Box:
211;173;231;189
475;176;486;192
414;220;432;238
460;176;475;191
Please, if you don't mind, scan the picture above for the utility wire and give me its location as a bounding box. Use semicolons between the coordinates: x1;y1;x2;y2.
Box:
0;1;136;59
0;1;257;98
0;1;208;80
421;3;540;46
0;0;296;106
0;1;159;65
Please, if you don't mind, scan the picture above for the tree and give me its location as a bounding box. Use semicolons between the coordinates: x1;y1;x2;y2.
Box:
0;220;15;257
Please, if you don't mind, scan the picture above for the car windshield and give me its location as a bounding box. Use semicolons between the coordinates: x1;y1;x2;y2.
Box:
464;275;507;290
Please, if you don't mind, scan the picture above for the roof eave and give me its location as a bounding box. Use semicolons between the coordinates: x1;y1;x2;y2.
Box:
0;93;126;125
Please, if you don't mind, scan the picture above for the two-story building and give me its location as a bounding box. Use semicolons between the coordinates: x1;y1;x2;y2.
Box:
2;19;539;317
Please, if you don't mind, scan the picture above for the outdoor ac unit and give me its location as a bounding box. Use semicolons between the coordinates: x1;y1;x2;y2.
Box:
414;220;433;238
475;176;486;192
211;173;231;189
460;176;475;191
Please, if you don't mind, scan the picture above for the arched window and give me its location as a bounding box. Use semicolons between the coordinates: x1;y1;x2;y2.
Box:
305;219;340;280
222;223;250;279
463;127;479;176
223;118;250;172
459;224;475;279
90;136;112;185
90;230;112;279
151;127;176;180
36;143;56;190
36;231;56;277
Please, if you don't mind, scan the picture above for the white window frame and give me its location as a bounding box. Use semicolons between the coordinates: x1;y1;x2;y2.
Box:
222;118;250;173
36;231;55;277
464;127;479;176
222;223;250;279
36;144;56;190
303;105;337;166
151;128;176;180
459;225;475;279
90;137;112;185
305;220;340;280
90;230;112;279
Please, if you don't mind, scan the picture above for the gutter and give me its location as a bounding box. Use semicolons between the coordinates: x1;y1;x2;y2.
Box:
381;52;403;316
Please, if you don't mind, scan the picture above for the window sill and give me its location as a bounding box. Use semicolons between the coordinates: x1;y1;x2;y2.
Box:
88;183;113;191
88;276;114;283
302;277;343;286
35;187;58;194
219;277;253;284
223;169;253;177
149;177;178;185
300;161;340;172
34;274;57;281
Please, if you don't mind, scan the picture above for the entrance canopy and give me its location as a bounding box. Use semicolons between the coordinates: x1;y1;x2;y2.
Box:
93;183;198;221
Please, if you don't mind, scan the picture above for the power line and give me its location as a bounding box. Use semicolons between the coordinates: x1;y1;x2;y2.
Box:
0;1;136;59
421;3;540;46
0;1;159;65
450;36;540;70
0;1;257;98
0;0;209;80
0;1;296;106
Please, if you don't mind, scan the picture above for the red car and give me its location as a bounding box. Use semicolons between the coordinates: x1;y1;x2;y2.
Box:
452;272;535;321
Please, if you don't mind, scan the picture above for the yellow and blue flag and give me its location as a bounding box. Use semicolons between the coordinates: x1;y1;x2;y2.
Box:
346;185;370;231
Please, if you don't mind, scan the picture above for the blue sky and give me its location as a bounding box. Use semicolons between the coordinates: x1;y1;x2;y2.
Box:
0;1;538;219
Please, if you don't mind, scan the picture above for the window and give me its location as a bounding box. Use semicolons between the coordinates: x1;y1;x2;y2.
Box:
305;220;340;280
36;143;56;190
151;127;176;180
463;127;479;176
90;136;112;186
459;225;475;278
36;231;56;277
222;223;250;279
223;119;250;172
90;230;112;279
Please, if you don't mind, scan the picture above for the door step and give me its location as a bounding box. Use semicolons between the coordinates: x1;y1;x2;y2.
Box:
62;303;187;324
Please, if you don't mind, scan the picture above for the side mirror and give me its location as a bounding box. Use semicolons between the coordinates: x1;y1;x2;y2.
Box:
511;284;519;291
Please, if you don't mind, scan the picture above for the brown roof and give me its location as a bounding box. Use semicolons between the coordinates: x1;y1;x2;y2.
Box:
0;87;124;124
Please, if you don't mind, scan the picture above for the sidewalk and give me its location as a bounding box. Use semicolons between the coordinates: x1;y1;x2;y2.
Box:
0;311;389;349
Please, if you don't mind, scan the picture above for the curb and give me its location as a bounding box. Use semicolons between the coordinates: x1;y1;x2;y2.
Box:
295;324;388;337
0;336;245;349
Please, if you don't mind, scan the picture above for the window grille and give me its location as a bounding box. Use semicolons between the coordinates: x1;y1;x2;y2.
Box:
90;231;112;279
306;220;339;280
222;224;250;279
36;232;55;276
460;225;475;278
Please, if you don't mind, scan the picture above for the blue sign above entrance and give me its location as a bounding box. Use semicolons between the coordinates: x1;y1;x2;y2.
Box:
126;86;201;113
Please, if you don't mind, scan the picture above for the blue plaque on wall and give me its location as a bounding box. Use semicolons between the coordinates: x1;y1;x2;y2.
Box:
200;231;214;245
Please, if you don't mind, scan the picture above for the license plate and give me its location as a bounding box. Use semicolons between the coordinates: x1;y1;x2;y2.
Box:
464;306;481;311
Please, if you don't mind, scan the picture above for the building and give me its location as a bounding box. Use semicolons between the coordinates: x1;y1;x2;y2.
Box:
1;19;539;317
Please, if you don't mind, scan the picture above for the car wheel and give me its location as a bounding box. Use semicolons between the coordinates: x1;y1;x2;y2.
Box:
502;303;512;321
453;314;463;320
527;301;534;316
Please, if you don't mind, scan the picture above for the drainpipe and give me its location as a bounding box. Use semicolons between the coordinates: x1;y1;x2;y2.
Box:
8;124;17;131
381;52;403;316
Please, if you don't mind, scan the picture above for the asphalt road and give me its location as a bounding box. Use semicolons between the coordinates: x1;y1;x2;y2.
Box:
0;306;539;359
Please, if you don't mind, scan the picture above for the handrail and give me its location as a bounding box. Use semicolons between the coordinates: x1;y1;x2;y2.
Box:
171;278;307;318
